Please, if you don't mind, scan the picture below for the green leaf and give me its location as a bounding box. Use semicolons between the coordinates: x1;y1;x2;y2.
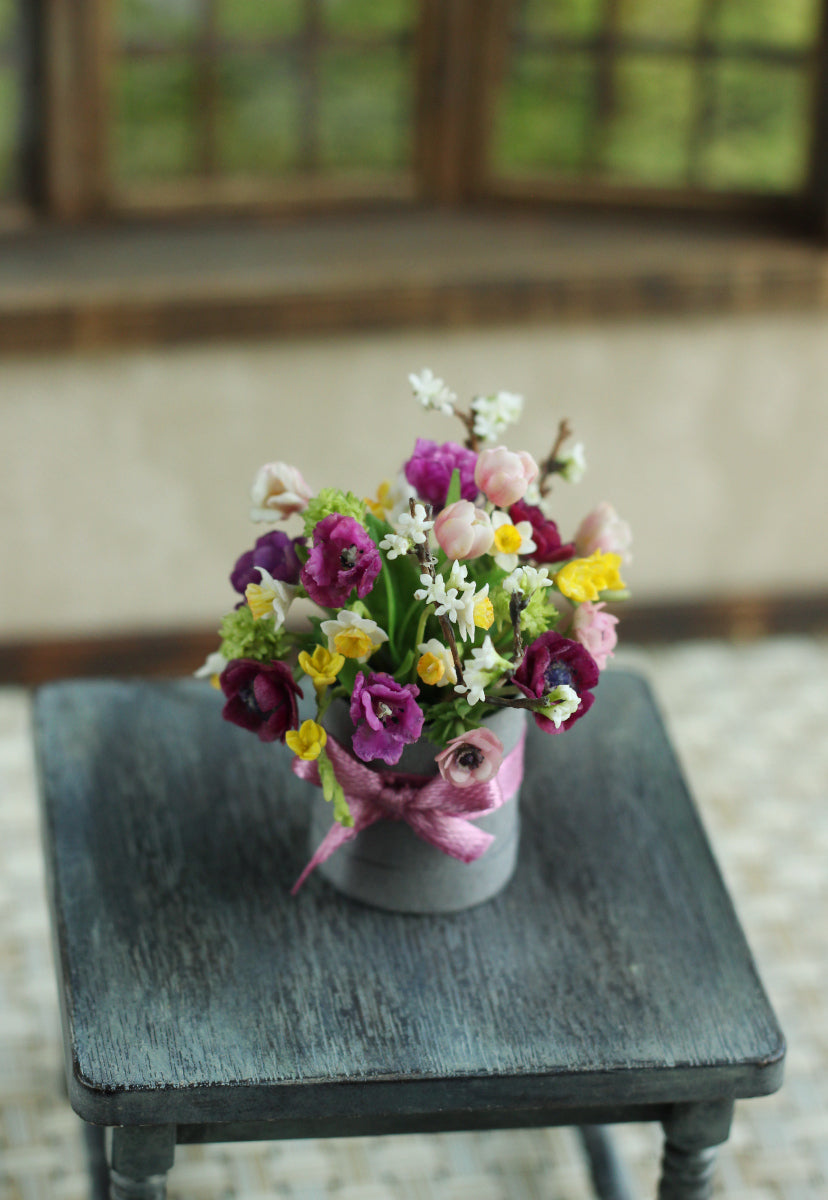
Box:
445;467;462;507
392;648;415;683
317;747;354;827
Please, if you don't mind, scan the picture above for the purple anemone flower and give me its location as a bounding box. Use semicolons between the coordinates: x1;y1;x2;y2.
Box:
230;531;303;598
404;439;478;509
513;631;599;734
300;513;381;609
349;672;424;765
220;658;302;743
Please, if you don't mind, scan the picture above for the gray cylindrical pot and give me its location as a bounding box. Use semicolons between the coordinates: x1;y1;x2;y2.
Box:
306;702;526;914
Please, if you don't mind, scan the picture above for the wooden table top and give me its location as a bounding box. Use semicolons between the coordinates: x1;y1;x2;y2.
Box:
34;671;784;1131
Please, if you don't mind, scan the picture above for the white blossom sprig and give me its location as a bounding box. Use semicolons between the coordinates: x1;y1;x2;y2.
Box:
409;368;456;415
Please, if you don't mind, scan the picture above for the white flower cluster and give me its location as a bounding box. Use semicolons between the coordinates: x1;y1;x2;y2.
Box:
379;503;434;559
471;391;524;442
409;368;456;416
503;564;553;597
454;636;511;706
542;684;581;728
413;560;488;643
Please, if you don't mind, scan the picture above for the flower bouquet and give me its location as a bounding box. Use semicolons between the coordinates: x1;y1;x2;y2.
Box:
199;371;631;911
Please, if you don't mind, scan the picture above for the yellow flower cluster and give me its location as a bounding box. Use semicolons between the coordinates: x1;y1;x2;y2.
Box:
286;720;327;761
297;646;345;696
555;551;625;603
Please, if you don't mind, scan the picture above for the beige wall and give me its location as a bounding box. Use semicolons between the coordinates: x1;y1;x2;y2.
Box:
1;311;825;640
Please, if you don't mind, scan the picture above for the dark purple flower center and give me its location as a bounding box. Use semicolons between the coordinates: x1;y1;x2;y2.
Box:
544;660;573;691
456;745;483;769
238;681;265;717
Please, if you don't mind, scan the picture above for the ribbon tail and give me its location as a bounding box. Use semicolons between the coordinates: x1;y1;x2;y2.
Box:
407;811;495;864
291;820;358;894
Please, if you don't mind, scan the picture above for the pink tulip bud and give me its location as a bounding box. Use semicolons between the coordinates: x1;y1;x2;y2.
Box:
474;446;539;508
435;727;504;788
569;601;618;670
250;462;312;521
575;502;632;562
433;500;494;560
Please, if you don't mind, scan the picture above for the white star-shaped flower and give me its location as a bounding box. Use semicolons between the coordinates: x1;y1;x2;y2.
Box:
378;532;411;560
395;502;434;545
503;565;553;597
560;442;587;484
471;391;524;442
454;581;489;643
409;368;456;415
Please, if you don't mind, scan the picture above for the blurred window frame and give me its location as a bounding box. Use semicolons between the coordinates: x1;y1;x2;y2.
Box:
7;0;820;235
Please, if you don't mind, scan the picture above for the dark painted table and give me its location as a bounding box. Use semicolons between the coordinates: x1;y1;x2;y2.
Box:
34;672;784;1200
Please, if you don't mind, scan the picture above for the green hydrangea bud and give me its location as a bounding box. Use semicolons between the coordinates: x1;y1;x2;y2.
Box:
219;605;288;663
302;488;366;537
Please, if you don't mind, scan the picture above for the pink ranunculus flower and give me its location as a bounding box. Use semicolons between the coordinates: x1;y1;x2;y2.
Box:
435;727;504;789
474;446;539;508
575;502;632;562
569;601;618;670
250;462;313;522
433;500;494;560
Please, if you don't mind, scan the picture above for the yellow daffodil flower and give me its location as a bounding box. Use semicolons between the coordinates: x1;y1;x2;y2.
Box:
555;551;625;603
298;645;345;696
285;719;328;761
417;652;445;686
334;627;374;660
245;581;277;621
473;595;495;630
493;523;523;556
364;480;393;519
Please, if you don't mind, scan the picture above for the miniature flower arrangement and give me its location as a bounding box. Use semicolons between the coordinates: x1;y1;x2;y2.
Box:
198;371;631;902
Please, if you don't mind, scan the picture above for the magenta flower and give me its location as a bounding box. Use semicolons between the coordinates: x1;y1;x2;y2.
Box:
433;500;494;560
349;672;424;765
300;513;381;609
569;601;618;670
220;658;302;743
404;439;478;509
513;631;599;734
435;727;504;788
474;445;538;508
508;499;575;564
230;531;303;599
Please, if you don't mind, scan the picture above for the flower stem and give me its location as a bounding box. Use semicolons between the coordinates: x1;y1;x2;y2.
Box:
538;418;572;496
409;498;465;687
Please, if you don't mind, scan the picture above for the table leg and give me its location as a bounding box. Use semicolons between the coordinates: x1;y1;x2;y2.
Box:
657;1100;734;1200
578;1125;634;1200
108;1125;176;1200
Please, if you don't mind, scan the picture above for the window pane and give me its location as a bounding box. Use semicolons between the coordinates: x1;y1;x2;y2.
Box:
712;0;821;49
114;59;198;181
617;0;703;40
218;57;297;174
0;66;20;199
519;0;605;38
217;0;303;40
494;52;596;175
322;0;414;36
602;56;695;184
318;47;412;170
118;0;200;46
701;63;812;190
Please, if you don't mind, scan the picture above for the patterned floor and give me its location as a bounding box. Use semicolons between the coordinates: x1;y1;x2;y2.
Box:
1;637;826;1200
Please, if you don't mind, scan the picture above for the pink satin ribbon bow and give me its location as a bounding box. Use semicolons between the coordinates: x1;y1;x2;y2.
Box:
291;730;526;894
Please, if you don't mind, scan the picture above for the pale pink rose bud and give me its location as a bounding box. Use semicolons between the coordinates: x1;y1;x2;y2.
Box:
575;502;632;562
433;500;494;560
474;446;539;508
570;601;618;670
250;462;312;522
435;727;504;789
